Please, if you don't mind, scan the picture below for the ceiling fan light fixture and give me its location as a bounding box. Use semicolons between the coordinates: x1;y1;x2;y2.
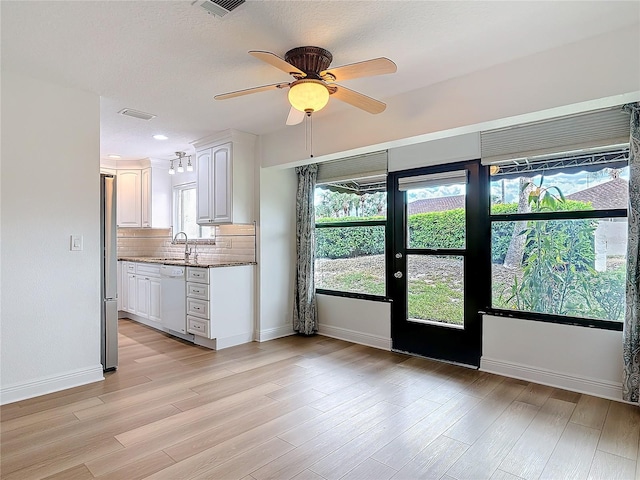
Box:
288;79;329;113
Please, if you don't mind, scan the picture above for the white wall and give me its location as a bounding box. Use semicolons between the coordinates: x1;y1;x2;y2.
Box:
1;71;103;404
256;167;297;340
260;26;639;169
482;315;624;400
317;295;391;350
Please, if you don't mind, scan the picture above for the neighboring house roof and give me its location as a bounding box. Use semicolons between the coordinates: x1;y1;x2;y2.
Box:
408;195;465;214
566;177;628;210
407;178;628;213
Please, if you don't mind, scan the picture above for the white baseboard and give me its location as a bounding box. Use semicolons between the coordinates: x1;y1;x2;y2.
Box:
258;325;295;342
0;365;104;405
318;324;391;351
480;357;623;401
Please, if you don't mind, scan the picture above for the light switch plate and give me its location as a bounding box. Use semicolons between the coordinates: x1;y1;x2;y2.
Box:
70;234;83;251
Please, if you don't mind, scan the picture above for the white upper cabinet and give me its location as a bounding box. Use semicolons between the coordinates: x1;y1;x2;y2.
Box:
194;130;256;225
141;167;151;227
114;162;171;228
117;170;141;227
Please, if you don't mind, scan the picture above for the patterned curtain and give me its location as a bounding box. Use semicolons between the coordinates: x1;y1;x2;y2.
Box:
623;102;640;402
293;164;318;335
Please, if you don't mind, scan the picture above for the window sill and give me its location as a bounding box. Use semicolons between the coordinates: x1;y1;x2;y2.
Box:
481;308;623;331
316;289;391;303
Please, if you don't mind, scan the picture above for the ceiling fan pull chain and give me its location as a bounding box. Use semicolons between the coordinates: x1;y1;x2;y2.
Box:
310;112;314;158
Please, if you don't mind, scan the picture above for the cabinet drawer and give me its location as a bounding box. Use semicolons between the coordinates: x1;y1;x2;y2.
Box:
187;315;210;337
187;282;209;300
126;263;136;273
186;267;209;284
136;263;161;277
187;297;209;319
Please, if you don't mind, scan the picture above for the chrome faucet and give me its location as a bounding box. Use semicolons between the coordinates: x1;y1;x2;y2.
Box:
172;231;191;262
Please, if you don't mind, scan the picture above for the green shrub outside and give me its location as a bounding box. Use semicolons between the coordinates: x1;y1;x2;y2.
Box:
316;199;595;265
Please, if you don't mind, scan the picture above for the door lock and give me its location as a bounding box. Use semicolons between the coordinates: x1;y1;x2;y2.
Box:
395;253;403;258
394;271;403;279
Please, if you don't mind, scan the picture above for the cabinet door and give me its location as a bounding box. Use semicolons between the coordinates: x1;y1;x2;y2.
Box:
136;276;150;318
212;143;232;223
141;168;151;228
126;273;137;313
149;278;162;323
196;149;213;224
117;170;142;227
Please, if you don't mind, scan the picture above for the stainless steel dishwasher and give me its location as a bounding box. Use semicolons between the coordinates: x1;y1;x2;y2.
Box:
160;265;186;334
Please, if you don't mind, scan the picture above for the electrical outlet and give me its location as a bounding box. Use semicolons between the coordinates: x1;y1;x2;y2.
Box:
70;235;83;251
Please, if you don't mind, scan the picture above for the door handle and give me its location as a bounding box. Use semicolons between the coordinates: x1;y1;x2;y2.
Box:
394;271;403;279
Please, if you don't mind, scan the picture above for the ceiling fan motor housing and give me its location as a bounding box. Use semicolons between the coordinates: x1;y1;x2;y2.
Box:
285;46;332;76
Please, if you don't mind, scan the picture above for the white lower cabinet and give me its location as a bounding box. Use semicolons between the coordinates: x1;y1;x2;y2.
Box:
149;278;161;323
186;265;254;350
120;262;161;326
136;276;150;318
119;261;254;350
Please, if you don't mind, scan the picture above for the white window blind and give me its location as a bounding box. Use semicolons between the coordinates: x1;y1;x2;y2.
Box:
316;151;387;184
398;170;467;191
481;106;630;165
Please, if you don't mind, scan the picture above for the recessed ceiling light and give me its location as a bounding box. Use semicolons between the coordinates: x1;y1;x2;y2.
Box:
107;154;121;159
153;134;168;140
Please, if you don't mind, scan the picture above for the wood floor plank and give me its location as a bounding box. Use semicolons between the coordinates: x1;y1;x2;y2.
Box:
390;434;468;480
290;470;326;480
41;464;94;480
253;401;406;480
94;450;175;480
515;383;554;407
499;398;575;479
443;379;528;445
308;397;441;480
371;393;481;471
147;407;318;479
597;401;640;460
570;394;610;430
0;397;103;432
489;470;524;480
84;395;277;477
341;458;397;480
446;401;539;480
539;422;601;480
189;437;294;480
587;450;636;480
2;319;634;480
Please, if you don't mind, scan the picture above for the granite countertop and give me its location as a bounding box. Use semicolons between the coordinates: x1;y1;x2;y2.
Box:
118;256;256;268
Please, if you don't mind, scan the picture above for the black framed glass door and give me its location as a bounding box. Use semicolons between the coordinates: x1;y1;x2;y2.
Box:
388;160;488;366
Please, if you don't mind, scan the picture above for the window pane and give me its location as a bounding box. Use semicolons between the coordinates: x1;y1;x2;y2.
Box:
407;255;464;327
315;188;387;220
315;225;385;296
406;183;465;249
180;187;200;239
491;218;627;322
490;165;629;214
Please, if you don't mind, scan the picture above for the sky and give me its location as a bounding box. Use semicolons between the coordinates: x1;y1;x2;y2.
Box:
405;166;629;204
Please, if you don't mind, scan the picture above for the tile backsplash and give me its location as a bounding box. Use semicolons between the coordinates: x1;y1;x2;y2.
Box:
117;225;256;264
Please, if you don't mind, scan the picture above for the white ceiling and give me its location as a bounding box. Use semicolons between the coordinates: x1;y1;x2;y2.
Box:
2;1;639;163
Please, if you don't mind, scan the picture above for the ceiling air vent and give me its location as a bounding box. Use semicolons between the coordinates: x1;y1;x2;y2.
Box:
194;0;245;17
117;108;156;121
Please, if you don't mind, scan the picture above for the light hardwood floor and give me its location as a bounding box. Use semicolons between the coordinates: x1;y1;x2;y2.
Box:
1;318;639;480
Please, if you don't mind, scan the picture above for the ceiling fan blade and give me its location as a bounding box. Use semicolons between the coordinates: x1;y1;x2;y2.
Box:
214;82;289;100
249;51;306;77
321;57;397;82
331;85;386;114
286;107;305;126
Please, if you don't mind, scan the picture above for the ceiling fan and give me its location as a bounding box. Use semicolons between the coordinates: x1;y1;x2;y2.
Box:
214;46;397;125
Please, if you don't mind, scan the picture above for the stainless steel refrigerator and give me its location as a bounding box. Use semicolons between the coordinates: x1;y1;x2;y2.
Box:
101;174;118;371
